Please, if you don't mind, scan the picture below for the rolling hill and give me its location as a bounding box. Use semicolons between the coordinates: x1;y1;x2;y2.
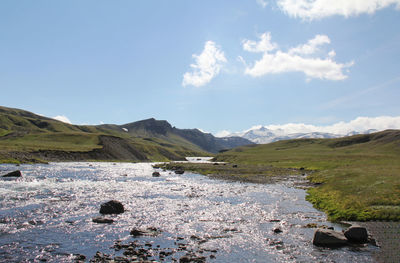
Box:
0;106;252;163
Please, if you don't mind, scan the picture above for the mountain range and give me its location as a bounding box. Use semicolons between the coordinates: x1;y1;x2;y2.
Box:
224;126;379;144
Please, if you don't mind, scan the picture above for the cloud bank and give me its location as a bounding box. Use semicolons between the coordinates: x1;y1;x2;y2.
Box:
53;115;72;124
216;116;400;137
277;0;400;20
182;41;227;87
242;32;353;81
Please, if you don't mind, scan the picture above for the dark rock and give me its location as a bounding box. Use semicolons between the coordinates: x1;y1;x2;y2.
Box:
269;219;281;222
175;170;184;175
179;255;206;263
74;254;86;261
344;225;369;243
179;256;191;263
2;170;22;177
299;167;305;170
130;227;161;237
273;227;283;234
92;217;114;224
232;164;238;168
312;229;348;247
213;163;219;165
130;228;146;236
152;171;161;177
99;200;124;214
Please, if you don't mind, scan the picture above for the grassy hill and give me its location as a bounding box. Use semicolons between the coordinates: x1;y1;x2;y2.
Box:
0;106;208;163
214;130;400;221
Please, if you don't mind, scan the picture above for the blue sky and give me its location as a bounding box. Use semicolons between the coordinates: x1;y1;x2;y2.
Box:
1;0;400;135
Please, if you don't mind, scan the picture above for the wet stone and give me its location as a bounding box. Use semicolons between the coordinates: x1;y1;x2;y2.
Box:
2;170;22;177
99;200;124;215
92;217;114;224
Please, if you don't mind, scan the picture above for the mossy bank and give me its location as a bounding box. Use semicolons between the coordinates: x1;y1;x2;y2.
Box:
211;130;400;221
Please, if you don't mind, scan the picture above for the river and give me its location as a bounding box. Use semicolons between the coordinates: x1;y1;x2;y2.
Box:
0;162;376;262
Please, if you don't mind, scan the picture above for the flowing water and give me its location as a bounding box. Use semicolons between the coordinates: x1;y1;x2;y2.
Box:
0;162;376;262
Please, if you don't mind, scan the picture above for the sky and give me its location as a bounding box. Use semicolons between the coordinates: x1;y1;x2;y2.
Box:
1;0;400;135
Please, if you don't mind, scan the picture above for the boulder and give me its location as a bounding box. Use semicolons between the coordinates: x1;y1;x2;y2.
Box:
152;172;160;177
344;225;369;243
174;170;184;175
312;229;348;247
2;170;22;177
99;200;124;214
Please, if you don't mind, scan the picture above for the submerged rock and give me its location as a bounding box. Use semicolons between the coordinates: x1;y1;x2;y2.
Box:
174;170;184;175
99;200;124;214
344;225;369;243
312;229;348;247
92;217;114;224
2;170;22;177
152;171;161;177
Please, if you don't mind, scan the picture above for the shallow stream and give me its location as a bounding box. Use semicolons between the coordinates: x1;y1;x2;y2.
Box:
0;162;376;262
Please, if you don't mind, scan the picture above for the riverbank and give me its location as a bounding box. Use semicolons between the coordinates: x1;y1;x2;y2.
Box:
212;131;400;222
156;161;400;262
154;162;313;187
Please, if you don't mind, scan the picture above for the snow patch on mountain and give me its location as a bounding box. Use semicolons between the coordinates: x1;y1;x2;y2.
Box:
217;116;400;144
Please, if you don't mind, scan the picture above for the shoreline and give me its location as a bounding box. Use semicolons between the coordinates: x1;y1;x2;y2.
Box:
155;161;400;263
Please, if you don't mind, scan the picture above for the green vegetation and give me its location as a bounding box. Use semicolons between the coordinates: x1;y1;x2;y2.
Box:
0;106;208;163
213;130;400;221
155;162;303;184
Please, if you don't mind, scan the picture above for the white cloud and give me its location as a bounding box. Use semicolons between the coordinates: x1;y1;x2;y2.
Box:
53;115;72;124
242;32;278;53
242;32;353;81
277;0;400;20
257;0;269;8
182;41;227;87
288;34;330;55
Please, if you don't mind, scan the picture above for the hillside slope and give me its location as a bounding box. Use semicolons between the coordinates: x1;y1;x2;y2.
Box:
107;118;254;153
214;130;400;221
0;106;208;162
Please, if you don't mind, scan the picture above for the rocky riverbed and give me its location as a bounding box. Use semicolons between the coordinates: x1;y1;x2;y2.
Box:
0;162;378;262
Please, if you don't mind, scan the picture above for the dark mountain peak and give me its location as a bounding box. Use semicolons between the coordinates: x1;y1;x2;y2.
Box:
121;118;173;136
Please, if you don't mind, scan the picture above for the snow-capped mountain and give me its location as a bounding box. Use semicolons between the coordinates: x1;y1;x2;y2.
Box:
224;127;380;144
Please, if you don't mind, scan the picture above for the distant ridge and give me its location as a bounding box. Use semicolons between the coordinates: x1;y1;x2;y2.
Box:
225;125;382;144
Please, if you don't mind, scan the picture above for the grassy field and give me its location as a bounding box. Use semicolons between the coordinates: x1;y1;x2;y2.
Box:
212;130;400;221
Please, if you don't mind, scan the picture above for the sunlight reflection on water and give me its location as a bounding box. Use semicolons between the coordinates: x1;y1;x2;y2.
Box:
0;162;375;262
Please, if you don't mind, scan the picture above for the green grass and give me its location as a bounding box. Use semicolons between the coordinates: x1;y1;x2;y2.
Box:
214;130;400;221
0;132;102;152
